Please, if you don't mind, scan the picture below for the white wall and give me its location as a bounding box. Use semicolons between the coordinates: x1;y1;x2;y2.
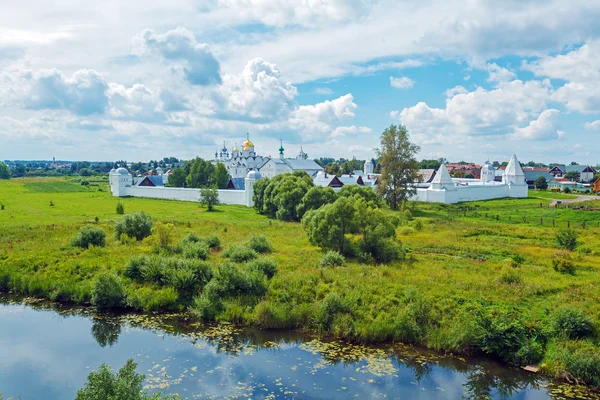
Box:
412;183;528;204
121;186;246;206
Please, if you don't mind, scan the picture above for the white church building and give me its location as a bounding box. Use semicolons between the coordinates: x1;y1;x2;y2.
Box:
411;154;528;203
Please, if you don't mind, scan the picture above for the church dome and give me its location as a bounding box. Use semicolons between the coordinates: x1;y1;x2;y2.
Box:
110;168;116;174
246;170;262;180
233;146;239;152
116;167;130;175
482;163;495;172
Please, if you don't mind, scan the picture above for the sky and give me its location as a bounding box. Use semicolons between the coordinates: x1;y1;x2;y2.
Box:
1;0;600;165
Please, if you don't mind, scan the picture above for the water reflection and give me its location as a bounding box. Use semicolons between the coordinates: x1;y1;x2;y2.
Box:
0;296;591;399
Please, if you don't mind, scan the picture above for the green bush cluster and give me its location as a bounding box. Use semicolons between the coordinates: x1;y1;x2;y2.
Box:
247;234;272;253
70;225;107;249
551;307;595;340
320;251;345;267
222;244;258;262
552;253;577;275
91;273;125;309
114;212;153;241
116;202;124;214
555;228;578;251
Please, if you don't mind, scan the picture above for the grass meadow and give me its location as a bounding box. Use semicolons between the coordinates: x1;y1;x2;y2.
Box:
1;177;600;387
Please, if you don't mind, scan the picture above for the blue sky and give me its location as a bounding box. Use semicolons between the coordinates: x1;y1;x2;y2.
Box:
1;0;600;165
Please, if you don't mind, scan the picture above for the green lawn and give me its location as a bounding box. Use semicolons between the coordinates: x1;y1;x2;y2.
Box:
1;178;600;387
528;189;579;200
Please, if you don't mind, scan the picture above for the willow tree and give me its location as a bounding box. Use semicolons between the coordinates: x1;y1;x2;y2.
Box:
375;124;420;210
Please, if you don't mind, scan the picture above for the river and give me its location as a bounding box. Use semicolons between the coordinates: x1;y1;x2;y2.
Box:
0;296;595;399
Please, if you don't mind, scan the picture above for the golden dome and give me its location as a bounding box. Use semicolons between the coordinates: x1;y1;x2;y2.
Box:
233;146;239;152
242;139;254;148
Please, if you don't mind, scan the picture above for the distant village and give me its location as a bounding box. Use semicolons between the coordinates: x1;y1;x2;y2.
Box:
4;133;600;195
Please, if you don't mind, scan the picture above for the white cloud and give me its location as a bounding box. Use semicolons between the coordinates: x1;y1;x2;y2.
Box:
584;120;600;131
213;58;297;121
2;69;109;116
330;125;372;137
524;40;600;113
315;87;333;95
513;109;561;140
487;63;516;82
390;76;414;89
132;27;221;85
396;79;552;138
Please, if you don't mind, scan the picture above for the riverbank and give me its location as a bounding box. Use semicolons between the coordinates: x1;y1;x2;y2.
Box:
1;178;600;389
3;295;597;400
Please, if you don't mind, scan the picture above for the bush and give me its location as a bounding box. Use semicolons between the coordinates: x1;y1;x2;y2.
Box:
550;307;595;339
247;234;272;253
116;202;124;215
152;223;173;250
246;258;278;279
71;226;107;249
547;341;600;387
499;267;523;285
91;273;125;309
192;294;221;321
180;232;201;243
563;187;571;194
475;306;529;364
199;187;220;211
413;218;423;231
75;359;178;400
552;253;577;275
123;255;150;282
114;212;153;241
202;234;221;249
222;244;258;262
126;286;179;312
179;241;210;260
203;262;267;301
510;254;525;267
320;251;345;267
0;203;4;210
555;229;578;251
313;292;349;332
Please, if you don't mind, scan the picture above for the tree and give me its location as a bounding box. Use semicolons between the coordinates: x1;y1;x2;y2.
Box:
252;177;271;213
186;157;214;188
303;197;356;255
0;163;11;180
211;162;230;189
200;187;220;211
168;168;187;187
565;171;580;182
375;125;420;210
534;176;548;190
75;359;177;400
296;186;337;219
259;173;313;221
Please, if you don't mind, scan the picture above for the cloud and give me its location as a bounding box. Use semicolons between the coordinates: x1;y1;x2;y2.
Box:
330;125;372;137
524;40;600;113
132;27;221;86
390;76;414;89
395;79;552;138
487;63;516;82
213;58;297;121
7;69;110;116
513;109;561;140
315;87;333;95
584;120;600;131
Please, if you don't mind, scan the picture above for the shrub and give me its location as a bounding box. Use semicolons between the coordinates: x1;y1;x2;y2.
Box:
115;201;124;214
80;180;89;186
91;273;125;309
313;292;349;332
180;232;201;243
563;187;571;194
247;234;272;253
499;267;523;285
126;286;179;312
123;255;150;282
402;209;413;224
413;218;423;231
199;187;220;211
510;254;525;267
167;260;213;299
203;262;267;301
179;241;209;260
552;253;577;275
247;258;278;279
192;294;221;321
0;203;4;210
516;338;545;365
118;233;135;245
114;212;153;241
152;223;173;250
550;307;595;339
555;229;578;251
75;359;178;400
475;307;529;364
547;341;600;387
222;244;258;262
320;251;345;267
71;226;107;249
202;234;221;249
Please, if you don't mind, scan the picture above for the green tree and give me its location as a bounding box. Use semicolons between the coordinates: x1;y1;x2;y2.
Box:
296;186;337;219
565;171;580;182
114;212;153;241
75;359;177;400
211;162;230;189
303;197;356;255
200;187;220;211
375;125;420;210
252;177;270;213
259;173;313;221
534;176;548;190
0;163;11;180
337;185;383;207
168;168;187;187
186;157;215;188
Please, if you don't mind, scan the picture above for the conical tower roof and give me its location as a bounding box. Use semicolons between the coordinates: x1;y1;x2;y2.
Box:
431;164;455;190
504;154;524;177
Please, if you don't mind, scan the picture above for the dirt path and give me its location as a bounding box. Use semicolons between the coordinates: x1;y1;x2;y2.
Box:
546;195;598;207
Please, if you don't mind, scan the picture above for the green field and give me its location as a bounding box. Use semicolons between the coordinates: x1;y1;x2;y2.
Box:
1;177;600;387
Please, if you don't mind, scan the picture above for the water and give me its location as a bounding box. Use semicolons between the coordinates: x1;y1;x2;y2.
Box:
0;297;592;399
